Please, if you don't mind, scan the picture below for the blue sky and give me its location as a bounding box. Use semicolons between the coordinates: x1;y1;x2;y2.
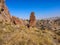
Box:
5;0;60;19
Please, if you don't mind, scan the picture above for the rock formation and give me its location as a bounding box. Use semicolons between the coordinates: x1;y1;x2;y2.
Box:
0;0;25;26
12;16;24;26
0;0;11;23
29;12;36;27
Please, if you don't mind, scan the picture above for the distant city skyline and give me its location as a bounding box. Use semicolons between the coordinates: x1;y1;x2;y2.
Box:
6;0;60;19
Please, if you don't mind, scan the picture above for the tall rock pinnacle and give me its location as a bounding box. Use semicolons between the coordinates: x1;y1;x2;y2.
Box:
29;12;36;27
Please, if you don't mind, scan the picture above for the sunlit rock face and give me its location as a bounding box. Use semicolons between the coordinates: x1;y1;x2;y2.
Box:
0;0;11;23
29;12;36;27
0;0;4;8
0;0;5;13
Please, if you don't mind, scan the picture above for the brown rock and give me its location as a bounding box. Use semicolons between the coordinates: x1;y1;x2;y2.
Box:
0;0;5;8
0;15;4;22
29;12;36;27
3;5;11;18
0;0;11;22
0;0;5;13
12;16;24;26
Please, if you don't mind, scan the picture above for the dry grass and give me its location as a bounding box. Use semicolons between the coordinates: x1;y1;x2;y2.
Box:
0;22;60;45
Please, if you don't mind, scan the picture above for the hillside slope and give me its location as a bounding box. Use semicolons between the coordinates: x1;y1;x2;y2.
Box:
0;0;60;45
0;22;60;45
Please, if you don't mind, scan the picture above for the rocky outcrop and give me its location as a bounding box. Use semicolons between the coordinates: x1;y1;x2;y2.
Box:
29;12;36;27
0;0;4;10
12;16;24;26
0;0;25;26
0;0;11;23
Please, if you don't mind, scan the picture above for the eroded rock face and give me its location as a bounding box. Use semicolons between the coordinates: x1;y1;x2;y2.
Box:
0;0;25;26
0;0;4;9
3;4;11;18
12;16;24;26
0;0;11;23
29;12;36;27
0;0;4;14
